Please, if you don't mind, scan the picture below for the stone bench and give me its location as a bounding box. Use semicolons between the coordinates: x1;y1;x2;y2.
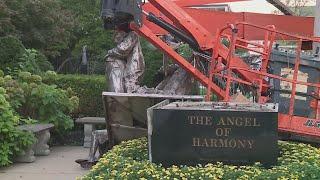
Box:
75;117;106;148
14;124;54;163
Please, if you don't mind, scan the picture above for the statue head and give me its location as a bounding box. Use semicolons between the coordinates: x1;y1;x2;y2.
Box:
113;22;131;43
114;30;127;44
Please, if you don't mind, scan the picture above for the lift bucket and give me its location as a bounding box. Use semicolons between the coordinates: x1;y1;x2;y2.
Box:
101;0;142;29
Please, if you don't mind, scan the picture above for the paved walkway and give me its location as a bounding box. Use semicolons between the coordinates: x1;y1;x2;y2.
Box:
0;146;89;180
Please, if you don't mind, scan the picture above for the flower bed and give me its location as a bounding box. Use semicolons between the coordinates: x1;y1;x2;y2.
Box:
82;138;320;179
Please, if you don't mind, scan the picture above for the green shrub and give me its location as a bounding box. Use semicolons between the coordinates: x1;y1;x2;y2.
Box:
43;73;106;117
1;71;79;131
0;87;34;166
19;49;53;74
82;138;320;180
0;36;26;73
0;36;53;74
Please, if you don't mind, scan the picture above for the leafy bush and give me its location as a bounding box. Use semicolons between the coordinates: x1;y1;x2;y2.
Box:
0;36;53;74
82;138;320;180
0;86;35;166
43;73;106;117
1;71;79;131
0;36;26;73
19;49;54;74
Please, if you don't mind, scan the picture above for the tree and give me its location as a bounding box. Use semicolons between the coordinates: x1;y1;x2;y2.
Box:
0;1;15;36
58;0;115;71
275;0;316;16
1;0;76;60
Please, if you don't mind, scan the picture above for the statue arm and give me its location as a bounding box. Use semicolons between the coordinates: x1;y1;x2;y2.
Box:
108;32;139;58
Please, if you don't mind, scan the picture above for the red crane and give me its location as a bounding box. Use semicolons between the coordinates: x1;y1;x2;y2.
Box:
101;0;320;140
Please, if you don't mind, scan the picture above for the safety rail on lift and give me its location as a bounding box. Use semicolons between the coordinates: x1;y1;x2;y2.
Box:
206;22;319;137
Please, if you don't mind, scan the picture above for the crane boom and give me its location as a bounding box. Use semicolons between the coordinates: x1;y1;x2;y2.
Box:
101;0;320;141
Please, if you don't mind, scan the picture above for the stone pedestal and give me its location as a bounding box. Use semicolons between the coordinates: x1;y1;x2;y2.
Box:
14;145;36;163
33;130;51;156
84;124;95;148
15;124;54;163
149;102;279;167
75;117;106;148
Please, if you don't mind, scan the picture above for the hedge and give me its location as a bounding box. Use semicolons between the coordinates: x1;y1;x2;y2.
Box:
43;73;106;117
82;138;320;180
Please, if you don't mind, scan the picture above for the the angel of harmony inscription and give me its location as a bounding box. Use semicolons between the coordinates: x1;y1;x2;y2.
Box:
149;102;278;167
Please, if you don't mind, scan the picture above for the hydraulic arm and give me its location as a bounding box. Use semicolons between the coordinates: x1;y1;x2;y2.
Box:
101;0;320;139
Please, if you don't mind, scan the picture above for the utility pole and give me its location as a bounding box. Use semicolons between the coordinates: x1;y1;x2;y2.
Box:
314;0;320;58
